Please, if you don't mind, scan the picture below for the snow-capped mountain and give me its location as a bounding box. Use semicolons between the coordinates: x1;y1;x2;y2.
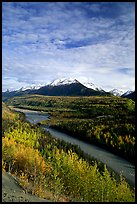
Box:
49;78;79;86
17;84;48;91
109;89;124;96
35;77;110;97
82;82;103;91
122;90;133;97
3;78;103;93
121;90;135;101
48;78;104;92
2;77;134;101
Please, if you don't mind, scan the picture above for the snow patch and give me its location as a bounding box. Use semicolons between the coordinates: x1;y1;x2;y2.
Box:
49;78;79;86
122;90;133;96
82;82;103;91
109;89;124;96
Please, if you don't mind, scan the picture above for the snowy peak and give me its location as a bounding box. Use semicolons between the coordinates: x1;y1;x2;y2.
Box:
49;78;103;92
49;78;79;86
82;82;103;91
109;89;124;96
17;84;47;91
122;90;133;97
3;77;134;97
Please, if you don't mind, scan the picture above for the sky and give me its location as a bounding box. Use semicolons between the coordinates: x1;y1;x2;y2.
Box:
2;2;135;92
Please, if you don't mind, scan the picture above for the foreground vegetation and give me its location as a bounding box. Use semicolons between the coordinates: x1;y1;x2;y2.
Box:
2;102;135;202
7;95;135;164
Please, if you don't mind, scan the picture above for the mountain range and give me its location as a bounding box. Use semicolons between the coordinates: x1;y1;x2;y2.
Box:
121;91;135;100
2;78;135;101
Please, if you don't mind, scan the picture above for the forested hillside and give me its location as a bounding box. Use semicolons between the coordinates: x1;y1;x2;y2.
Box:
2;102;135;202
6;95;135;164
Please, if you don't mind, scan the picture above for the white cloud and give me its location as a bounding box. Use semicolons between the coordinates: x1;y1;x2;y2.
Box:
2;77;30;91
2;2;135;92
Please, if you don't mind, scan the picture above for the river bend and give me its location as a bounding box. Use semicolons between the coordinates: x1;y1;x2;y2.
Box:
14;108;135;187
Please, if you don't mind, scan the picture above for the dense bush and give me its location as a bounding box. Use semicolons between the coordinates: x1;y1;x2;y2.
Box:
46;148;134;202
2;136;51;197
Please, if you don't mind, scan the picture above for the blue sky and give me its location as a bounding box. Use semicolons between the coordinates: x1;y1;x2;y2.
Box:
2;2;135;92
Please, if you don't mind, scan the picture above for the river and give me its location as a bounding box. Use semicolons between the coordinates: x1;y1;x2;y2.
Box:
14;108;135;187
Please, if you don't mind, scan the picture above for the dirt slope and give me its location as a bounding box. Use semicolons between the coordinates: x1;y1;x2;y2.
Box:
2;171;51;202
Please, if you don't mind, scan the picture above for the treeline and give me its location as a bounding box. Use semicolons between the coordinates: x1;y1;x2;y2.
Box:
2;103;135;202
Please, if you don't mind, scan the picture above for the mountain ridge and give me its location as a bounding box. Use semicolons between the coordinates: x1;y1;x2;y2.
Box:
121;91;135;101
2;78;134;101
2;78;110;100
109;89;124;96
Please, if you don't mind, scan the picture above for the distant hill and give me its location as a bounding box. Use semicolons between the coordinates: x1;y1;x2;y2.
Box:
2;89;32;101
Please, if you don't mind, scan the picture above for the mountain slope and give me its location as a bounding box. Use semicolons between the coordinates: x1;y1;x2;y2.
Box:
2;79;111;100
109;89;124;96
121;91;135;101
49;78;79;86
35;80;110;96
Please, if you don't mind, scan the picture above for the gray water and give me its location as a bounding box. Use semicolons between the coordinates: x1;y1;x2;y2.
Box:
14;107;135;187
14;108;50;124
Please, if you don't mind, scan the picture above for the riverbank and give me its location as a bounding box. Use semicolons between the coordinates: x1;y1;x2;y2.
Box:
44;127;135;187
13;107;135;187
